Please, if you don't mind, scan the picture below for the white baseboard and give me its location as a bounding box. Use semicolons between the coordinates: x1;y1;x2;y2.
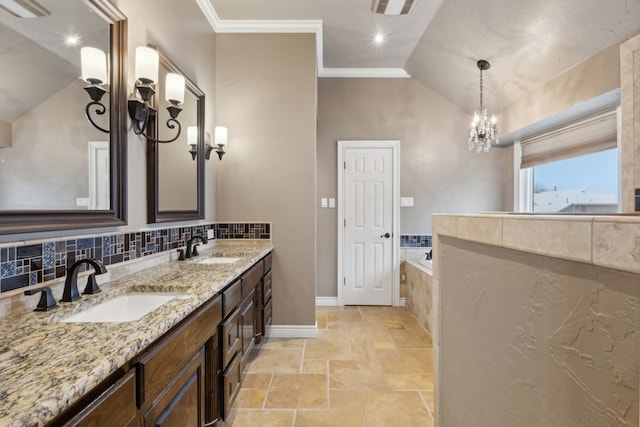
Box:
316;297;339;306
315;296;407;307
267;323;319;339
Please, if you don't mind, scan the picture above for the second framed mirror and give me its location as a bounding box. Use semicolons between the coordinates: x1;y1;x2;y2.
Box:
147;50;205;223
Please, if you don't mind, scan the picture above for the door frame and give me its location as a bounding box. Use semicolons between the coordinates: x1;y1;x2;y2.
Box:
337;140;401;306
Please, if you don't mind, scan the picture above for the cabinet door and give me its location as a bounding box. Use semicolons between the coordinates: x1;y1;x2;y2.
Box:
222;352;242;420
66;370;138;427
221;307;241;368
142;348;205;427
240;289;255;371
205;331;221;426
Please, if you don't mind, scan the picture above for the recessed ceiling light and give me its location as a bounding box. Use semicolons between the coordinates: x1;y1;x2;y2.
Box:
65;35;81;47
0;0;50;18
374;33;385;45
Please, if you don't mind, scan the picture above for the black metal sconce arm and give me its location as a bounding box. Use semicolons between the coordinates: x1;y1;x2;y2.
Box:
83;84;109;134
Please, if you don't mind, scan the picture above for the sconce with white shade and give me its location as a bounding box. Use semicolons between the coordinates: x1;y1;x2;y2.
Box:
128;46;185;144
187;126;198;160
81;46;109;133
211;126;227;160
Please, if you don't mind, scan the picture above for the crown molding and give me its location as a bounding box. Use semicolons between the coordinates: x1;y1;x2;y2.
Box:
195;0;410;79
319;68;411;78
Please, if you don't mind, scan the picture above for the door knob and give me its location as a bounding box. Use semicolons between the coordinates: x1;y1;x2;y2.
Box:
380;232;391;238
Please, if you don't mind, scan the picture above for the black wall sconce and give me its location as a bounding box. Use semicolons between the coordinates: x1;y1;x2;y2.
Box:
187;126;198;160
127;47;185;143
81;46;109;133
210;126;227;160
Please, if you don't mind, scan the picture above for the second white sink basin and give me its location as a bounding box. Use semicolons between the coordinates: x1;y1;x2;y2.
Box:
60;293;181;323
193;257;241;265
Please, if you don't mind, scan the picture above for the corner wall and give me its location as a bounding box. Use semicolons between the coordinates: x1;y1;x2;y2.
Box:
214;33;317;327
316;77;504;298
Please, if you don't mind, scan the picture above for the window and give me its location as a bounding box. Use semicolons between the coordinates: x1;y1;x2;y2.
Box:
531;148;618;213
517;108;619;213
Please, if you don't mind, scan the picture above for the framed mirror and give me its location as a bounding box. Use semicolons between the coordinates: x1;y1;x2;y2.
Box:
0;0;127;234
147;51;204;223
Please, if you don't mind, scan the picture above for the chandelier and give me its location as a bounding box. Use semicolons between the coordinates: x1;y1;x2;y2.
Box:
468;59;499;153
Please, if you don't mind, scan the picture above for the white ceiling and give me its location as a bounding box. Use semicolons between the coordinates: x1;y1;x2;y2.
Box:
209;0;640;113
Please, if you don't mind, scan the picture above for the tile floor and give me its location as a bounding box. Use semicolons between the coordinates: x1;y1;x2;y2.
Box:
227;306;435;427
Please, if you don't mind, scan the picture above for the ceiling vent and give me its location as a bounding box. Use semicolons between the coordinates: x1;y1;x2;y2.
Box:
373;0;415;15
0;0;50;18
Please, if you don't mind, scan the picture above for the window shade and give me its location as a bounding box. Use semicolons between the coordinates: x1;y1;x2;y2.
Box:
520;109;617;169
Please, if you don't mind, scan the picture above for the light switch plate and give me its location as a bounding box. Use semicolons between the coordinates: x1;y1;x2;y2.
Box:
400;197;414;207
329;198;336;208
321;198;328;208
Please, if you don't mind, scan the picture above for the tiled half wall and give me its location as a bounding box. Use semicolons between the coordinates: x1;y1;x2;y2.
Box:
0;222;270;294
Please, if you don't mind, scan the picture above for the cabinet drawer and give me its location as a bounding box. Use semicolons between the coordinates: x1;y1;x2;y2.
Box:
264;297;272;328
241;262;262;296
68;369;137;427
222;279;241;318
240;289;256;372
263;270;272;304
222;352;242;420
136;295;221;406
263;253;272;274
221;307;241;368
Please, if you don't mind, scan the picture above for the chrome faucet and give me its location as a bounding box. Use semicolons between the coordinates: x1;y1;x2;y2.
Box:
184;234;208;259
61;258;108;302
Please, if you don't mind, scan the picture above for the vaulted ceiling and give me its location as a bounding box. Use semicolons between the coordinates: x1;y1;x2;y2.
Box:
209;0;640;113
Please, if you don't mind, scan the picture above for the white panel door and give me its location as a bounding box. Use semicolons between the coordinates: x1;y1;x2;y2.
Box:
343;147;393;305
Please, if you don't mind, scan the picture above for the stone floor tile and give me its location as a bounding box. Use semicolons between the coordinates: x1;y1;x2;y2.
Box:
234;389;267;408
362;390;433;427
389;329;433;349
260;337;306;349
302;359;328;374
304;330;353;360
329;360;387;389
398;314;425;329
359;306;409;317
245;348;303;374
377;349;433;374
228;409;295;427
327;309;363;323
242;373;272;389
329;389;361;410
385;373;433;390
295;410;364;427
265;374;328;409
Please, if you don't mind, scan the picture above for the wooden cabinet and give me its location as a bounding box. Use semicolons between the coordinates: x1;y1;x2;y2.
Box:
65;370;138;427
142;349;205;427
52;252;273;427
137;295;222;427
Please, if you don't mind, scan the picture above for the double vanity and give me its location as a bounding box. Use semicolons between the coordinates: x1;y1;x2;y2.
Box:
0;243;273;427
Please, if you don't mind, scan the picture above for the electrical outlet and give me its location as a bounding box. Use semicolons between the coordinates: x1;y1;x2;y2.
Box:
207;229;214;239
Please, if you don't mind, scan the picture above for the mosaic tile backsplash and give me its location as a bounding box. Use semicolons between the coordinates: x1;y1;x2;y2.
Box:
400;235;432;248
0;222;270;293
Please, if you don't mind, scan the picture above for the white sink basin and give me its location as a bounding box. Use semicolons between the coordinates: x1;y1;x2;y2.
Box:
193;257;241;265
60;293;181;323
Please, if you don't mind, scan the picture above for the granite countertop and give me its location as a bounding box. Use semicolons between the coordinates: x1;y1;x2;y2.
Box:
0;243;273;427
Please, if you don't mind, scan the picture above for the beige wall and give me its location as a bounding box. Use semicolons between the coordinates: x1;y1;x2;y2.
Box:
498;43;620;136
439;236;639;426
114;0;217;229
0;80;103;210
215;33;317;327
317;78;504;298
0;0;217;244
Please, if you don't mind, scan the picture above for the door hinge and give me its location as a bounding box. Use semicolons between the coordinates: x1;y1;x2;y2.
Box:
343;277;346;286
344;161;346;170
344;219;346;227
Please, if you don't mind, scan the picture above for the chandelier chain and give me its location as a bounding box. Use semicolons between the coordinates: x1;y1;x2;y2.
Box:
479;68;484;109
